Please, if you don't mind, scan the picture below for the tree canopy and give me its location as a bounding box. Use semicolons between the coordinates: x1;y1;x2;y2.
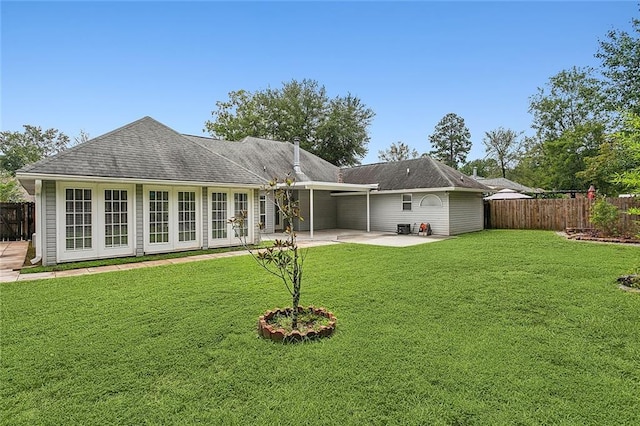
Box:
378;142;419;162
523;67;610;190
460;158;501;179
428;113;471;169
482;128;522;178
204;79;375;167
0;125;70;175
596;16;640;114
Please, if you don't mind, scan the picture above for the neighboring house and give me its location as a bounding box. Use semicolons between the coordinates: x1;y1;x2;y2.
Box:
17;117;489;266
471;171;540;194
484;188;533;200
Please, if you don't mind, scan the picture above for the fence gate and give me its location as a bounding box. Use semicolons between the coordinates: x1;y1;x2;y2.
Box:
0;202;35;241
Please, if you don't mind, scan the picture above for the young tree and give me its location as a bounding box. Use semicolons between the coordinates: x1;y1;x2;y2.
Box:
596;15;640;114
229;176;307;330
205;79;375;167
482;127;522;178
378;141;419;162
0;125;70;174
428;113;471;169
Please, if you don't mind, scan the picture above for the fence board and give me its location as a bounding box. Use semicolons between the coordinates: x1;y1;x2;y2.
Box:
0;202;35;240
486;198;639;232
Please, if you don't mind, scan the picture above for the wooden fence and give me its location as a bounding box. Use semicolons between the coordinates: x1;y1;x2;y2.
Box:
485;198;639;232
0;202;35;241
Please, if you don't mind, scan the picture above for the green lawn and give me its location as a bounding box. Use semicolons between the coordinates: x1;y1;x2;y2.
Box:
2;230;639;425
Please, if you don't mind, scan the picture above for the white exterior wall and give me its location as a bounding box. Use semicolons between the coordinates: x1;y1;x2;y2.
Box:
447;191;484;235
41;180;258;265
43;180;57;266
297;190;337;231
336;194;368;230
368;192;450;235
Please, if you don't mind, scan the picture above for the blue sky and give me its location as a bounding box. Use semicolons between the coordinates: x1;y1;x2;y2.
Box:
2;1;637;165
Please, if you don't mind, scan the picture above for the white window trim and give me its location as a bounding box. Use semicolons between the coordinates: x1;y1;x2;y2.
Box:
143;185;201;254
402;193;412;211
56;182;136;262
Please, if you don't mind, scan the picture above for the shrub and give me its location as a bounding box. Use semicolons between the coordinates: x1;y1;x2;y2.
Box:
590;198;620;236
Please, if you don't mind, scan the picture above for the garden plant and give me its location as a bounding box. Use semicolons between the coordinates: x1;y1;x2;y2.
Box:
229;175;335;342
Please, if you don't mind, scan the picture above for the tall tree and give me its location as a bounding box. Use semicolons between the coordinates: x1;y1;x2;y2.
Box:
428;113;471;169
0;125;70;174
204;79;375;167
460;158;501;179
596;15;640;114
526;67;610;189
378;141;419;162
483;127;522;178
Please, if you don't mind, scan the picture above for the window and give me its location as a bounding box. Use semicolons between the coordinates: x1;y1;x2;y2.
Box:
402;194;412;211
149;190;169;243
419;194;443;208
211;192;227;239
259;194;266;230
234;193;248;237
178;191;197;242
104;189;128;247
65;188;92;250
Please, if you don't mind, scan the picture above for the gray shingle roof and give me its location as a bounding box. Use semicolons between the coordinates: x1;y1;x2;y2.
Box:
182;135;340;183
342;157;490;191
18;117;265;185
473;177;539;193
17;117;489;194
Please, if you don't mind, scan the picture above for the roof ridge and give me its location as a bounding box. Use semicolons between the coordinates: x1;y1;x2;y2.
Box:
427;156;456;187
187;137;270;183
18;116;155;173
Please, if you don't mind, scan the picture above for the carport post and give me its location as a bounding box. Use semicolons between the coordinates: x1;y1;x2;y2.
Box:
309;188;314;239
366;190;370;232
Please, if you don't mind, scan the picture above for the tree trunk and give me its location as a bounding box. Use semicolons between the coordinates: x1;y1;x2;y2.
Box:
291;287;301;330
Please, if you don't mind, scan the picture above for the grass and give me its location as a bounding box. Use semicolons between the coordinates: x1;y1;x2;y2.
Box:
1;230;639;425
20;243;264;274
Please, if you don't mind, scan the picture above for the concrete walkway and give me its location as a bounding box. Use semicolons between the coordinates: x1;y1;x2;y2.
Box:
0;241;29;283
0;231;447;283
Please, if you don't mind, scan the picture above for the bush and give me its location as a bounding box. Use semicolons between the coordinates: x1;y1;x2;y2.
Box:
590;198;620;236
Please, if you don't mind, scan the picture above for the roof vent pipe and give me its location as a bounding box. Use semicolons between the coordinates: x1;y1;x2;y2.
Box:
473;167;478;178
293;137;301;173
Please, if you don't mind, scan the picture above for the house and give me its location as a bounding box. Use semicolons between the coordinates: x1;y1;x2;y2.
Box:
470;169;540;194
16;117;489;266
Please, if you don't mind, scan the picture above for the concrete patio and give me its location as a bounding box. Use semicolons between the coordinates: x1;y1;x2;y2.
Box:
264;229;450;247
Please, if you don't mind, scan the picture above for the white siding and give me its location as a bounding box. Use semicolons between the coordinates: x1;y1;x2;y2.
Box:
297;190;337;231
365;192;451;235
43;180;57;266
201;187;209;249
448;192;484;235
336;195;368;230
296;190;310;231
135;184;144;256
312;190;337;229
